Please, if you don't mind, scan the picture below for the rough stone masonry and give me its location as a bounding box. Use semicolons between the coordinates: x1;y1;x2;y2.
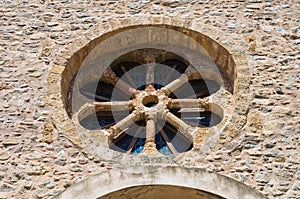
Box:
0;0;299;198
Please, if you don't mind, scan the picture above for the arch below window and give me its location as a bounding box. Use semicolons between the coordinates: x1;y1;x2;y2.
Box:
54;167;267;199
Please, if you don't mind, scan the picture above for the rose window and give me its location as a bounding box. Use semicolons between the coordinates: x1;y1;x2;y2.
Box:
74;48;230;156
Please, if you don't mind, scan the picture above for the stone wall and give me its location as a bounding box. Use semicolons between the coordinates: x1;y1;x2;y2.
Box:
0;0;299;199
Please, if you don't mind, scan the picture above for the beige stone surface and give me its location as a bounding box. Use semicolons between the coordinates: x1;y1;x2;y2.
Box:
0;0;299;199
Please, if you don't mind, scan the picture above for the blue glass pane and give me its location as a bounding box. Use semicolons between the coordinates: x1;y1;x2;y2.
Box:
110;131;146;154
110;125;194;155
155;132;172;155
131;137;146;154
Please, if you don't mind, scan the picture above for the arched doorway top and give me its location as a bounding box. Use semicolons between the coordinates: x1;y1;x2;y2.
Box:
55;166;266;199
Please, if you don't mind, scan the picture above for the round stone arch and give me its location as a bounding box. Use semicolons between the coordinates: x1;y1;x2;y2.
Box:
47;15;251;151
55;167;266;199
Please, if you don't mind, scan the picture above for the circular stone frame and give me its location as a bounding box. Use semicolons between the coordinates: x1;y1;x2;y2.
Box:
47;16;251;166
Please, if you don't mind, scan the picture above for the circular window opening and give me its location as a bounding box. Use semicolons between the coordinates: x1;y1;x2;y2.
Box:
75;48;225;156
65;26;235;159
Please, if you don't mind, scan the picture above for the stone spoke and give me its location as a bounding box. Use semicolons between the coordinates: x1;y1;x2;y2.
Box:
184;64;198;79
100;121;117;129
116;79;138;96
165;111;198;140
142;115;159;155
101;68;137;96
161;74;188;96
163;63;177;85
126;127;144;154
101;111;141;139
93;100;133;111
160;128;178;155
145;117;156;144
168;98;209;110
146;63;155;86
161;64;198;96
109;128;129;145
